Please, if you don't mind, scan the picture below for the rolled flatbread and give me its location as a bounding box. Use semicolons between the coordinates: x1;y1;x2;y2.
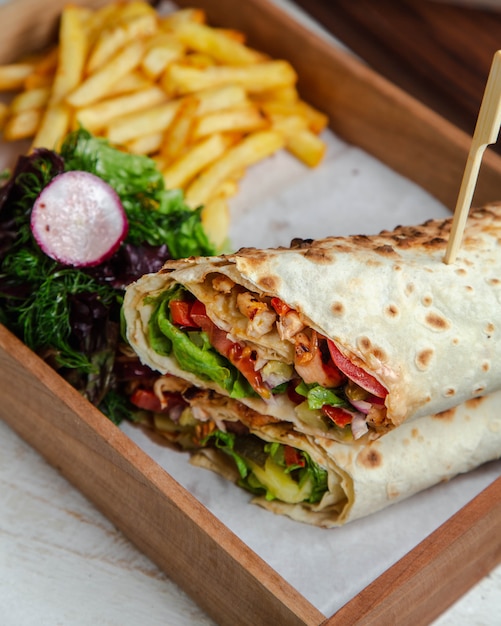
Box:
123;204;501;442
133;375;501;527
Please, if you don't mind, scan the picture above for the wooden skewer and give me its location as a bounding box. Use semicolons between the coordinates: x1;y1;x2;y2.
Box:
444;50;501;264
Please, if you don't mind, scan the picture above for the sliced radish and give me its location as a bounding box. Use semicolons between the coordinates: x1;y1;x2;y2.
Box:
30;170;128;267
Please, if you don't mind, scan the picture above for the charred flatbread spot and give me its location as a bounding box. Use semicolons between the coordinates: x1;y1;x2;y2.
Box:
304;247;334;263
405;282;415;296
421;294;433;307
443;387;456;398
385;304;399;318
331;301;345;316
425;311;450;331
486;322;495;335
372;347;387;362
488;277;500;286
455;268;467;276
482;360;490;372
415;348;434;371
452;337;460;345
358;447;382;469
374;244;396;256
434;407;455;420
357;336;372;352
474;385;486;395
466;396;485;410
289;237;314;248
425;237;446;248
257;275;279;291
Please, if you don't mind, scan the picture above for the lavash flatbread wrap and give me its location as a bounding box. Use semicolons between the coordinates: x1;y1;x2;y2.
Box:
129;373;501;527
123;204;501;443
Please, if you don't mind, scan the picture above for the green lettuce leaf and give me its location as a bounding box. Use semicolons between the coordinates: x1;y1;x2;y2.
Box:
149;288;256;398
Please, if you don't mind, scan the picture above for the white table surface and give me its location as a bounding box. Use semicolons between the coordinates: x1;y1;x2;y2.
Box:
1;1;501;624
1;417;501;626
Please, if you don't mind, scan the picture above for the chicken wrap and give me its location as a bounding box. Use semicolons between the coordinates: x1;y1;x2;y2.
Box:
127;371;501;527
123;204;501;443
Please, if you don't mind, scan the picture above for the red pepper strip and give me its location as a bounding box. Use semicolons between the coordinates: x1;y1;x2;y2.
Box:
284;445;305;467
270;297;291;316
169;299;198;327
129;388;185;413
130;388;162;412
228;343;271;399
322;405;353;428
327;339;388;399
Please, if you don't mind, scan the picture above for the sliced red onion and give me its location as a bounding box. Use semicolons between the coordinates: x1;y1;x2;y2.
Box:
348;398;372;414
351;413;369;440
30;170;128;267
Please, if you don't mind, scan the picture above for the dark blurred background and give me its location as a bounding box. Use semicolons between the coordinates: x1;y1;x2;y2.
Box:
292;0;501;149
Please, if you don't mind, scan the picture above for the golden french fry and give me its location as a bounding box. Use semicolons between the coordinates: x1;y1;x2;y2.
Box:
0;102;9;130
0;64;35;91
30;47;59;79
159;8;206;31
106;70;153;96
67;41;145;108
181;52;216;69
272;115;326;167
86;2;157;73
32;6;89;150
162;132;234;190
31;103;71;149
106;99;181;145
9;87;50;114
50;5;89;103
3;109;42;141
141;34;185;80
75;86;166;133
201;196;230;249
212;178;239;200
24;73;53;90
195;84;248;115
163;60;297;96
262;100;329;134
161;96;198;162
193;105;267;139
126;131;163;155
185;130;285;207
172;21;265;66
216;28;246;44
286;128;326;167
85;3;121;45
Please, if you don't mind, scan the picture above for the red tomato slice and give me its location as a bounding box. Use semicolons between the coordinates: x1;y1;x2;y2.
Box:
283;445;305;467
189;299;208;327
327;339;388;398
322;405;353;428
130;388;186;414
130;388;163;412
169;300;197;327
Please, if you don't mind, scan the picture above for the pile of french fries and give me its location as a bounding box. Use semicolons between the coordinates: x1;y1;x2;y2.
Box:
0;1;328;248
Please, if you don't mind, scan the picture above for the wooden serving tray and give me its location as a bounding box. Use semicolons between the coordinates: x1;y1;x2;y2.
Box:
1;1;501;623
